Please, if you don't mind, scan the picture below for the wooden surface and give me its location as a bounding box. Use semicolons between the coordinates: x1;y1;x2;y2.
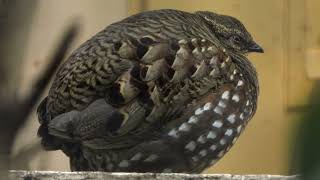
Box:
9;171;299;180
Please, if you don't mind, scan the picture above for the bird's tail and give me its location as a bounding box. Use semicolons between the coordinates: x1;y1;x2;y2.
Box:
37;97;62;150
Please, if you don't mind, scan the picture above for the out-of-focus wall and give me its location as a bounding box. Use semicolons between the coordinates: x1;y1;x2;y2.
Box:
12;0;128;171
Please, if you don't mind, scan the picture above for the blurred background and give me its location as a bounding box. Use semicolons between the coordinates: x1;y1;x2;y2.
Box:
1;0;320;176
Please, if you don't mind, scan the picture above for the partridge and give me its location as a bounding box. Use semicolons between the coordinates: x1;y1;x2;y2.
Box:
37;9;263;173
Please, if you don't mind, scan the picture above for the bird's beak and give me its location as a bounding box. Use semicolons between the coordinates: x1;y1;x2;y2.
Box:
248;41;264;53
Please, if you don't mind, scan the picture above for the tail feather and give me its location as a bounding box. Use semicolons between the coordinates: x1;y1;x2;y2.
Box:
37;97;49;124
37;97;62;150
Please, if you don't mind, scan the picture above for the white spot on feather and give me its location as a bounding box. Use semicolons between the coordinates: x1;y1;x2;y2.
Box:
212;120;223;128
207;131;217;139
192;156;199;162
220;139;227;145
226;145;232;152
179;123;191;132
225;129;233;136
222;91;230;99
239;113;244;120
199;150;208;157
197;135;206;144
214;106;223;115
203;102;212;110
237;80;244;86
232;137;238;144
210;144;217;151
217;150;225;158
227;114;236;124
185;141;197;151
195;107;204;115
237;125;243;133
168;129;178;138
218;100;226;108
232;94;240;102
188;116;199;124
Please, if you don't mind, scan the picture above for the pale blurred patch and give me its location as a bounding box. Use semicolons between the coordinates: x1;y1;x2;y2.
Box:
12;0;128;171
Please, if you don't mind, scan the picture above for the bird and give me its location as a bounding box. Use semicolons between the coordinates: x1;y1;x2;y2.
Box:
37;9;263;173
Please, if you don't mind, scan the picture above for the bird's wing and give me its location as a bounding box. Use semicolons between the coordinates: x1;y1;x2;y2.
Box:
38;11;230;149
43;10;217;118
79;38;231;149
39;34;230;149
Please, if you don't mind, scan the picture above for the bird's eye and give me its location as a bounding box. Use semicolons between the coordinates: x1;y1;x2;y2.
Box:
231;36;241;44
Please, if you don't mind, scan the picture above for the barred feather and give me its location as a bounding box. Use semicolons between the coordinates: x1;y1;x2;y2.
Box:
37;9;262;173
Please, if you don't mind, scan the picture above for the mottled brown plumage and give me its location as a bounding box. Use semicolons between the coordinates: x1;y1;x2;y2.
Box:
37;9;263;173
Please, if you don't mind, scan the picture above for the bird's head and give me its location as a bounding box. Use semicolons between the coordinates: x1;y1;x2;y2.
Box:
196;11;264;54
